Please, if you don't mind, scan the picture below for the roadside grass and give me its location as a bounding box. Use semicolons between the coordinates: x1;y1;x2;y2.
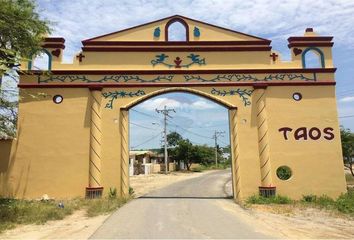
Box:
0;196;129;233
192;163;231;172
246;195;293;204
246;189;354;217
346;173;354;185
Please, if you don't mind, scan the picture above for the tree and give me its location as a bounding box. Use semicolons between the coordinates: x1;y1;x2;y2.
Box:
0;0;51;75
174;139;194;170
340;126;354;176
0;0;51;138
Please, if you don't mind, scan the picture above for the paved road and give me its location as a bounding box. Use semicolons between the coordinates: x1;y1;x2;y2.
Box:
91;170;272;239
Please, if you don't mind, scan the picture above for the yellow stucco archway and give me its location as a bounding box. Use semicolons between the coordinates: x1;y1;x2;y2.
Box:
0;15;347;201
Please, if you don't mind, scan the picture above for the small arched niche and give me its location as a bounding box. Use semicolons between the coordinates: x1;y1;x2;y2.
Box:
165;18;189;41
302;47;325;68
28;49;52;71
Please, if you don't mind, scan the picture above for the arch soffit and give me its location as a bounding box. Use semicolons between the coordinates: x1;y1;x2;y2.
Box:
121;87;236;110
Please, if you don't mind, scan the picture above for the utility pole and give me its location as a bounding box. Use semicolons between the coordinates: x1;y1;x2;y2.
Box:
156;106;175;174
212;130;225;167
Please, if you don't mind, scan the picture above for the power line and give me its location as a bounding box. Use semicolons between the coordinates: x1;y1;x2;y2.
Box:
131;132;162;149
167;119;212;139
339;115;354;119
130;109;160;120
130;122;159;130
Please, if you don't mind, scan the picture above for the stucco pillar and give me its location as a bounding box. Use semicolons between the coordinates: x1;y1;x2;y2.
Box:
254;87;275;193
120;109;129;198
229;108;241;201
86;87;103;198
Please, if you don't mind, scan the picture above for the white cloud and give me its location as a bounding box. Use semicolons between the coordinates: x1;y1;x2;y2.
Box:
138;97;182;111
36;0;354;62
191;100;216;110
137;97;217;111
339;96;354;102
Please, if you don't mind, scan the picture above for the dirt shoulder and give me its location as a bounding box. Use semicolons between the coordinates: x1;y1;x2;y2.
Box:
248;204;354;239
0;171;208;239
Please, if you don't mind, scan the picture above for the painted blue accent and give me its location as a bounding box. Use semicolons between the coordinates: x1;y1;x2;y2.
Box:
153;27;161;38
194;27;200;37
28;48;52;71
302;47;325;68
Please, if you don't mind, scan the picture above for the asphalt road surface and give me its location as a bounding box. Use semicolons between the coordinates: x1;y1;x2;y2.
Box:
91;170;272;239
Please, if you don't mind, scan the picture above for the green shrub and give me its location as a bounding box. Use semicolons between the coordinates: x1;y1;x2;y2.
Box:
246;195;293;204
335;190;354;215
108;187;117;199
302;194;317;202
129;187;135;196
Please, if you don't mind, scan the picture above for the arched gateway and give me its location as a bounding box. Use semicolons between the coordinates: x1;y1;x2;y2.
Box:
0;15;346;201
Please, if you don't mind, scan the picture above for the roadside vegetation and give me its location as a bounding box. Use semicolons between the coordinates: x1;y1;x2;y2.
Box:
0;195;129;233
246;189;354;217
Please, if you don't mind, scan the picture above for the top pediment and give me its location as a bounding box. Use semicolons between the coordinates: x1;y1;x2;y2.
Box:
82;15;270;43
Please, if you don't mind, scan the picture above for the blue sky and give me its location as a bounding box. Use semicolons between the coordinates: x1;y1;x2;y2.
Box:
25;1;354;148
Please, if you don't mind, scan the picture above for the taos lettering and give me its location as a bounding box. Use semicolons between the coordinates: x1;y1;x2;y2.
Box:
278;127;335;141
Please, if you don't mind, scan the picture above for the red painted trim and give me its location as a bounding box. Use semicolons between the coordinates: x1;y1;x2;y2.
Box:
288;42;334;48
288;36;333;42
42;43;65;49
165;17;189;41
82;15;270;42
21;68;337;75
253;83;268;89
81;46;272;52
44;37;65;43
86;187;104;190
82;40;271;46
88;86;103;91
259;186;276;189
18;81;336;89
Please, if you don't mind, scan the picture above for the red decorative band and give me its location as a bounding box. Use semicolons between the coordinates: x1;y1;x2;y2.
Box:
259;186;276;190
42;43;65;49
82;40;272;46
81;46;272;52
88;86;103;91
44;37;65;43
18;81;336;89
288;42;334;48
20;68;337;75
86;187;104;190
287;36;333;42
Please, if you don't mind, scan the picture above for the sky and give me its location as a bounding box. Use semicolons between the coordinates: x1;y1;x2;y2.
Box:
9;0;354;148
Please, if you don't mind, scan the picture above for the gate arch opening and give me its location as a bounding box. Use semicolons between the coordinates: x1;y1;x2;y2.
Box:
125;90;239;199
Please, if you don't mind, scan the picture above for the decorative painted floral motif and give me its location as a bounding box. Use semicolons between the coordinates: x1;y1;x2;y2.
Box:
151;53;206;68
184;73;316;82
211;88;254;106
38;75;174;83
102;90;146;109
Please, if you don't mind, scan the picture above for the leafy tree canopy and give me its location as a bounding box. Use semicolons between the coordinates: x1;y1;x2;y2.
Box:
340;126;354;176
0;0;51;74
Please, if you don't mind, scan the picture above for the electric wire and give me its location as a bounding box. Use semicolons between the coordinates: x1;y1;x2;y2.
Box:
130;122;159;130
339;115;354;119
131;132;163;149
167;119;212;139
